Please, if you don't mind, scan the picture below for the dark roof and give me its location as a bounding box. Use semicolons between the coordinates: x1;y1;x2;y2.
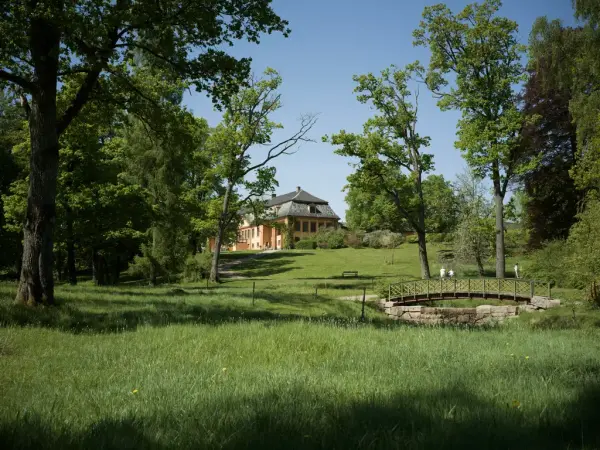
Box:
267;189;328;206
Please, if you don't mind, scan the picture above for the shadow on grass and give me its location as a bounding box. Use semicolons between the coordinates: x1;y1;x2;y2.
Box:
2;383;599;449
0;286;398;334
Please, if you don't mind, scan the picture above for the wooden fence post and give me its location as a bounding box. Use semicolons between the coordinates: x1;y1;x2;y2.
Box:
252;281;256;305
361;287;366;322
530;281;534;300
513;280;517;301
467;279;471;298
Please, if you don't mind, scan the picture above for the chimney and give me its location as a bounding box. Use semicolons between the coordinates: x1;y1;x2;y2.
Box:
271;193;276;198
296;186;301;193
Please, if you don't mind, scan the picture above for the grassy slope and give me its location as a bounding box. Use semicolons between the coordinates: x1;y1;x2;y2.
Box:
1;246;600;449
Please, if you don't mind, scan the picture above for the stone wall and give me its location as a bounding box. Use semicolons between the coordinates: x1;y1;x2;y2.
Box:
378;296;560;325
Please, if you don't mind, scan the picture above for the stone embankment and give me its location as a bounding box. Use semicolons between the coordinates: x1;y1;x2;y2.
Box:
377;296;560;325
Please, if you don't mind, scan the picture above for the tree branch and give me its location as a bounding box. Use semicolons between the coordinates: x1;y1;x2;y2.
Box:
56;27;125;135
0;69;36;92
243;114;318;175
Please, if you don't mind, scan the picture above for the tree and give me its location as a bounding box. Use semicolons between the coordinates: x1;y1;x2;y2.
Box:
345;175;457;235
519;32;582;246
422;174;458;234
345;186;408;233
0;0;290;305
326;64;433;278
414;0;530;277
453;170;494;276
208;69;316;282
0;91;25;274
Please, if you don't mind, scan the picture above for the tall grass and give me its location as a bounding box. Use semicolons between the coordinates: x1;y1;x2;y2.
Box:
1;248;599;449
1;321;600;449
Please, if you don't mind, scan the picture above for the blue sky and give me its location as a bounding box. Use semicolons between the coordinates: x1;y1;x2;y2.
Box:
183;0;576;221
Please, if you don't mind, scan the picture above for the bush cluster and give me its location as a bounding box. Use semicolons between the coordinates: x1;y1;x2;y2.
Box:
362;230;404;248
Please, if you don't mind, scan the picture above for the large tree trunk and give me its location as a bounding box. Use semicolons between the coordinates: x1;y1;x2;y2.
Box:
15;19;61;306
210;183;234;283
415;168;431;279
66;206;77;285
494;191;506;278
416;230;431;279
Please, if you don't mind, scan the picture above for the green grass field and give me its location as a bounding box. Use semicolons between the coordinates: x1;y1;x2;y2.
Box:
1;246;600;449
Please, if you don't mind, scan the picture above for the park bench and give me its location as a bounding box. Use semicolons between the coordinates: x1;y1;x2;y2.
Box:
342;271;358;278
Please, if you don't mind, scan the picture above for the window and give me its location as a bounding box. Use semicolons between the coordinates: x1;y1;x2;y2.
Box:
294;237;300;242
309;205;319;214
319;222;325;229
252;229;255;238
257;227;260;237
302;221;308;232
310;222;316;232
295;221;301;232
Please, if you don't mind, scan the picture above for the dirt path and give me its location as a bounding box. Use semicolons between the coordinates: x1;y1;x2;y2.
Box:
338;294;380;302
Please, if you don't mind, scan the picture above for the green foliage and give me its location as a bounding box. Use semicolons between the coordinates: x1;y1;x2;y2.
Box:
523;241;572;287
453;170;495;275
183;253;213;282
206;68;316;280
524;197;600;299
362;230;404;249
284;218;295;250
566;197;600;292
345;186;408;233
414;0;532;276
407;235;419;244
344;231;364;249
422;175;459;233
295;239;317;250
325;63;433;277
426;233;452;244
127;247;165;285
529;5;600;193
314;229;346;250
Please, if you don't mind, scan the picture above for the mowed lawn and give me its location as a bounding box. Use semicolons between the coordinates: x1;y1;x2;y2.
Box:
1;247;600;449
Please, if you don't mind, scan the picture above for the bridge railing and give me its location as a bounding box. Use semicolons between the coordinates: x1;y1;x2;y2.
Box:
388;278;551;302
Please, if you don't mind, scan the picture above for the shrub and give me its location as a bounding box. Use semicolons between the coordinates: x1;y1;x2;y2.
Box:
127;245;165;284
344;231;363;248
426;233;452;244
314;229;346;249
522;241;571;287
183;252;213;282
363;230;404;248
295;239;317;250
407;235;419;244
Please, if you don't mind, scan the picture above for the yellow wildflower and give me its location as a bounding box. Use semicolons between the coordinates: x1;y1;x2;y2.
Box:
131;389;139;394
